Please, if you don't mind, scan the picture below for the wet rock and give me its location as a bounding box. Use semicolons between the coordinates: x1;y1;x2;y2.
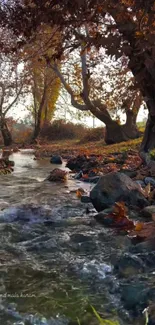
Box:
137;251;155;268
141;206;155;219
114;253;145;277
81;195;91;203
135;180;146;188
129;238;155;254
50;155;63;164
90;172;148;212
146;304;155;325
144;177;155;187
121;283;148;309
81;176;100;183
94;208;114;225
47;168;68;182
66;154;98;172
120;169;137;178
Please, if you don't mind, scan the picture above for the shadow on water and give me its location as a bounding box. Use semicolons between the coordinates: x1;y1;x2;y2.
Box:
0;150;149;325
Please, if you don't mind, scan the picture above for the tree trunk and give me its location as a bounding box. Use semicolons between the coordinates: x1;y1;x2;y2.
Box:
1;121;13;147
140;114;155;152
31;83;47;144
105;122;128;144
31;122;41;143
104;116;139;145
122;110;140;140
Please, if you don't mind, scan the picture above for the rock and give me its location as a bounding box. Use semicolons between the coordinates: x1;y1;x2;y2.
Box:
121;283;148;309
144;177;155;187
47;168;68;182
141;206;155;219
66;154;98;172
66;155;88;171
82;176;100;183
50;155;63;164
90;172;148;212
114;253;145;277
81;195;91;203
94;208;114;225
120;169;137;178
146;304;155;325
135;180;146;188
129;238;155;254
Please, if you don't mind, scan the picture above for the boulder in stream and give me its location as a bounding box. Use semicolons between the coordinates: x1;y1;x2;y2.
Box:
50;155;63;164
114;253;145;277
47;168;68;182
141;205;155;219
90;172;148;212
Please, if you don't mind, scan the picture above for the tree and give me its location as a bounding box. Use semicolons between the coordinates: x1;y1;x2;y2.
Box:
1;0;155;149
23;24;61;142
0;51;27;146
48;43;142;143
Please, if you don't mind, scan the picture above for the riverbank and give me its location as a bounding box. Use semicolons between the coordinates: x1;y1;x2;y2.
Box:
33;137;142;159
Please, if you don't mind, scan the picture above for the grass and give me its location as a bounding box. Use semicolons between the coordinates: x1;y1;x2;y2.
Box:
34;136;142;159
91;306;119;325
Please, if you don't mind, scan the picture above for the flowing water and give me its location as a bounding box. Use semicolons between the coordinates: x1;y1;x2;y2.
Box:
0;150;152;325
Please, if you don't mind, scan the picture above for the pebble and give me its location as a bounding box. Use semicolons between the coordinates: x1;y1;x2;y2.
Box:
144;177;155;187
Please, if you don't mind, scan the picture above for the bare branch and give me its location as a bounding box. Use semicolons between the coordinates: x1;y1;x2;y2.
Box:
3;82;24;116
48;60;88;111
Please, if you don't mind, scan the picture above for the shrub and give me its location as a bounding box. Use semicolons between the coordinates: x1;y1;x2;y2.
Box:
79;127;105;143
40;120;87;140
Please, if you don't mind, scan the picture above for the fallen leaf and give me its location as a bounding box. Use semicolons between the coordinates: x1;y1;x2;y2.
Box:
144;183;151;198
135;222;144;231
82;174;89;179
128;222;155;241
113;201;128;218
76;187;86;198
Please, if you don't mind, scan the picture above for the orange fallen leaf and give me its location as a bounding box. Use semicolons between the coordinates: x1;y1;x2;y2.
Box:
76;190;82;198
82;174;89;179
113;201;128;218
135;222;144;231
128;222;155;241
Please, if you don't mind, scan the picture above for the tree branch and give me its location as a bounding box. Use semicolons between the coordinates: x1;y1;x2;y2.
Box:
48;60;88;111
3;83;24;116
0;82;5;116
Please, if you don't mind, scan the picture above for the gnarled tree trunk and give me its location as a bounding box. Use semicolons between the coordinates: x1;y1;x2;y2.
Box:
105;117;139;144
1;121;13;147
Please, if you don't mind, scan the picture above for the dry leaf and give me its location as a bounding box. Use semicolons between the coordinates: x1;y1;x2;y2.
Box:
113;201;128;218
135;222;144;231
144;183;151;198
128;222;155;241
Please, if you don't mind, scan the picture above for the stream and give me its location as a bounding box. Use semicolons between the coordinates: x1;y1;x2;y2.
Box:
0;150;153;325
